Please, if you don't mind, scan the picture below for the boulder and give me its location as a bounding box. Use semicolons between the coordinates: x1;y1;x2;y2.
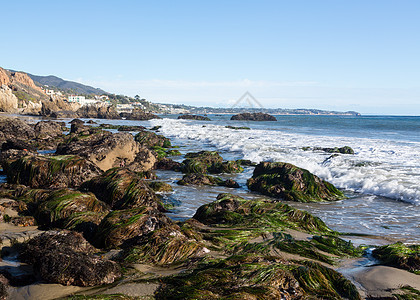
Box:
94;206;172;249
155;157;182;171
122;108;161;120
0;117;35;141
181;151;243;174
193;193;332;233
178;114;211;121
247;162;345;202
57;131;157;172
6;155;103;189
178;173;239;188
0;274;8;300
148;181;173;193
316;146;355;155
134;131;171;148
117;125;146;131
33;121;66;138
81;168;162;210
35;189;109;228
19;230;121;286
230;112;277;121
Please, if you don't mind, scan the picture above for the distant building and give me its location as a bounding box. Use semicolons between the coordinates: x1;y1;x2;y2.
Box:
68;95;100;106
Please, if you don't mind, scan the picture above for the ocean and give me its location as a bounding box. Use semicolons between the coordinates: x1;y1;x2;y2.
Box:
138;114;419;243
19;114;420;244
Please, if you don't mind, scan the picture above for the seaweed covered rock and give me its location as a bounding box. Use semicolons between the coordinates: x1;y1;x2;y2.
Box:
81;168;162;210
35;189;109;228
63;211;108;240
372;242;420;274
155;157;182;171
247;162;345;202
194;193;331;233
148;181;173;193
33;120;67;150
123;108;161;120
57;130;157;172
178;174;239;188
181;151;243;174
117;125;146;131
156;254;360;300
314;146;355;155
94;206;172;249
19;230;121;286
231;112;277;121
121;224;207;265
134;131;171;149
178;114;211;121
6;155;102;189
0;117;35;142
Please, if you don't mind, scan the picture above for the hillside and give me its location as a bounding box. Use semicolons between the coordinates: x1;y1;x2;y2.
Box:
26;73;107;95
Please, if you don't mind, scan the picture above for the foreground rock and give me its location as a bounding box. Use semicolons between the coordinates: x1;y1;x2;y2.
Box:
372;242;420;274
94;206;173;249
134;130;171;149
81;168;163;210
57;129;157;172
19;230;121;286
6;155;102;189
231;112;277;121
178;114;211;121
247;162;345;202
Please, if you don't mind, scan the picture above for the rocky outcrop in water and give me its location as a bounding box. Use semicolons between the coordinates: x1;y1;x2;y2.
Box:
181;151;244;174
178;173;239;188
247;162;345;202
121;108;161;120
178;114;211;121
77;103;120;119
230;112;277;121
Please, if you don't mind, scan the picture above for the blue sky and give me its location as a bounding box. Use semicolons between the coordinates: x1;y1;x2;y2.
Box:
1;0;419;115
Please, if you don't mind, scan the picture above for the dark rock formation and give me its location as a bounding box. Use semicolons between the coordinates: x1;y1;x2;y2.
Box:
81;168;162;211
148;181;173;193
117;125;146;131
122;108;161;120
154;157;182;171
177;173;239;188
316;146;355;155
35;189;109;228
6;155;102;189
247;162;345;202
230;112;277;121
134;131;171;148
181;151;244;174
94;206;172;249
0;117;35;142
178;114;211;121
19;230;121;286
0;274;8;300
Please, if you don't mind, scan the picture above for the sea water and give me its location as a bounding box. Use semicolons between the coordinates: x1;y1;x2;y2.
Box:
86;115;420;243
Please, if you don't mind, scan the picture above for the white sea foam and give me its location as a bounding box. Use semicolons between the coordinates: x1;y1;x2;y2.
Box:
151;118;420;205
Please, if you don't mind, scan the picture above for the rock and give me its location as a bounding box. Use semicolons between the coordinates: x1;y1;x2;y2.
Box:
225;125;250;130
70;119;85;125
19;230;121;286
86;120;97;124
316;146;355;155
34;120;66;138
177;174;239;188
94;206;172;249
81;168;163;210
35;189;109;228
155;157;182;171
134;131;171;148
148;181;173;193
121;224;206;265
0;117;35;141
57;130;157;172
0;68;10;86
40;95;79;117
122;108;161;120
6;155;103;189
0;149;37;170
181;151;243;174
230;112;277;121
0;274;8;300
247;162;345;202
62;211;108;240
117;125;146;131
10;72;43;93
178;114;211;121
77;103;121;119
1;139;35;151
0;85;18;113
372;242;420;274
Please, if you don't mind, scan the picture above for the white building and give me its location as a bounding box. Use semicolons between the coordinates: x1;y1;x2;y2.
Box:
68;95;100;106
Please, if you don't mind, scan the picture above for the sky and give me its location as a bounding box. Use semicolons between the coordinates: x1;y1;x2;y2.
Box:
1;0;419;115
